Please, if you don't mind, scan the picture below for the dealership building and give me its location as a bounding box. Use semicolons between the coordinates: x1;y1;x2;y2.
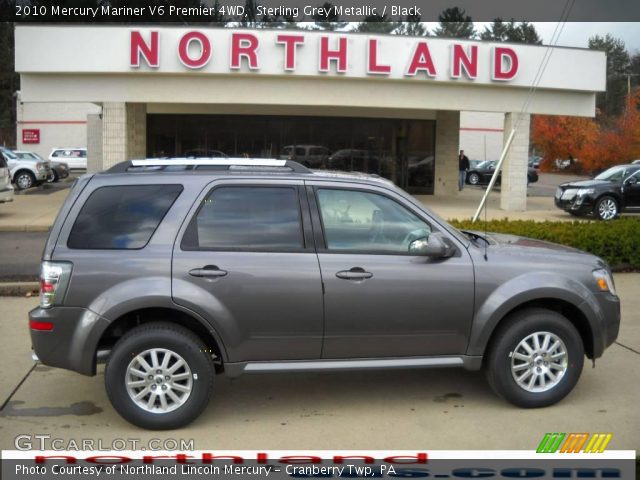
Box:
15;25;605;210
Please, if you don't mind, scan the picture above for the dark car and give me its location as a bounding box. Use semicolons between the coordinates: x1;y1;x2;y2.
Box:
554;164;640;220
466;160;539;186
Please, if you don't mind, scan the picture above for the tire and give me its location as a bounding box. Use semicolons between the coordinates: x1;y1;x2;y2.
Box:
47;170;59;183
484;308;584;408
105;322;214;430
594;196;618;221
14;170;36;190
468;172;480;185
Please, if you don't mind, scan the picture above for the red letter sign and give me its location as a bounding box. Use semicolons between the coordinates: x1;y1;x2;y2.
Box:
319;36;348;73
277;34;305;71
178;31;211;69
406;42;437;77
493;47;519;81
451;44;478;79
367;39;391;75
231;33;260;70
130;31;159;68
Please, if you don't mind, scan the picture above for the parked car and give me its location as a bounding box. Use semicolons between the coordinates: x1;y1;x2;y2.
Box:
49;148;87;170
466;160;539;186
632;159;640;165
327;149;381;174
0;150;14;203
280;145;330;168
183;149;228;158
554;164;640;220
1;147;50;190
529;156;542;169
30;158;620;429
14;150;69;183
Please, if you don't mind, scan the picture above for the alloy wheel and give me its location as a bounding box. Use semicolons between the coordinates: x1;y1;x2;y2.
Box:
597;198;617;220
510;331;568;393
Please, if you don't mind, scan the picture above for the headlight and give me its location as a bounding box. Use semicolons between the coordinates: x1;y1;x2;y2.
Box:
577;188;595;196
36;162;46;171
592;269;616;295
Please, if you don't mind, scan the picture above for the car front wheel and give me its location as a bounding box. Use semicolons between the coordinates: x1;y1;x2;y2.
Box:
468;172;480;185
47;170;59;183
485;308;584;408
14;171;36;190
594;196;618;221
105;322;214;430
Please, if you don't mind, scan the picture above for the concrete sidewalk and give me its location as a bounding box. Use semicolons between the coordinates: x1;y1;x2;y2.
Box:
0;188;70;232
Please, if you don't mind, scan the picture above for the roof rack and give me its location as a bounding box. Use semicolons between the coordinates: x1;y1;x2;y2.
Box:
106;158;312;174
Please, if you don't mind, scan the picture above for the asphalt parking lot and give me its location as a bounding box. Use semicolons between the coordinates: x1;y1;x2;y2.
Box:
1;274;638;451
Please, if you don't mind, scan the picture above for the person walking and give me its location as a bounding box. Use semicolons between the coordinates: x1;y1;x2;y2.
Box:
458;150;470;191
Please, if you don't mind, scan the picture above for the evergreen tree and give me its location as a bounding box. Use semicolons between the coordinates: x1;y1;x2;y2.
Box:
395;14;427;37
589;34;631;117
355;14;400;34
481;19;541;44
310;2;347;31
433;7;475;38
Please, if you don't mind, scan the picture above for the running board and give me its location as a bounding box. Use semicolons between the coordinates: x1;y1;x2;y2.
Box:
225;356;481;378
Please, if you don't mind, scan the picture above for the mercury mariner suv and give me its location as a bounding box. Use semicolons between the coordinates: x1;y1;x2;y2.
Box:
29;158;620;430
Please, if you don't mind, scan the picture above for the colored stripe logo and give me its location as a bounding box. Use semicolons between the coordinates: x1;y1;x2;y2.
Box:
537;433;612;453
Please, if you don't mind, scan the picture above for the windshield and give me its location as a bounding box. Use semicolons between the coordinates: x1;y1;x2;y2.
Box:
15;152;40;160
0;148;17;160
594;166;627;182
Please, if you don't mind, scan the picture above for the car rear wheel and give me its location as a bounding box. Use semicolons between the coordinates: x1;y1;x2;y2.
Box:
14;170;36;190
105;322;214;430
468;172;480;185
594;196;618;221
485;308;584;408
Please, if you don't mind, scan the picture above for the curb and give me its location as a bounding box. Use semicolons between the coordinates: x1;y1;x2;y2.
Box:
0;282;39;297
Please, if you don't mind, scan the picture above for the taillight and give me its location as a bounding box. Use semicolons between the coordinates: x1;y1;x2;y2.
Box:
30;320;54;331
39;261;72;308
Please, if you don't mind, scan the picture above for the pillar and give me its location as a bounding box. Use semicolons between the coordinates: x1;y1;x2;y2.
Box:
500;112;530;211
102;102;146;170
434;110;460;196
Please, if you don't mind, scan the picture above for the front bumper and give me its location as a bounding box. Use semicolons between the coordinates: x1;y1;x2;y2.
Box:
554;195;595;215
587;292;620;358
29;306;110;376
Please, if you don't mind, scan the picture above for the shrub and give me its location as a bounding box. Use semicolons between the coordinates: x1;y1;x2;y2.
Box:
449;217;640;271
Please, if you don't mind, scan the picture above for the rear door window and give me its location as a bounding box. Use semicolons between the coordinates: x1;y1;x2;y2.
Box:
182;186;303;250
68;184;183;249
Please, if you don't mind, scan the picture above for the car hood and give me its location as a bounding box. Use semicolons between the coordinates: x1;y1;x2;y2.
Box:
486;232;581;253
559;179;611;189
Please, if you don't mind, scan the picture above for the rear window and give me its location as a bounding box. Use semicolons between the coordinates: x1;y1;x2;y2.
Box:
68;184;183;249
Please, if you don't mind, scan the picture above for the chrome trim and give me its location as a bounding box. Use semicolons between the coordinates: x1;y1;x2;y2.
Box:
131;158;285;167
244;356;464;373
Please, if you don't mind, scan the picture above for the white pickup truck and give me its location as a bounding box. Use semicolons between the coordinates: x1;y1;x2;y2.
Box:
0;147;50;190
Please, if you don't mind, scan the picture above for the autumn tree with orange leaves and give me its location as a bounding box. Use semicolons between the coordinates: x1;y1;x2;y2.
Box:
532;87;640;173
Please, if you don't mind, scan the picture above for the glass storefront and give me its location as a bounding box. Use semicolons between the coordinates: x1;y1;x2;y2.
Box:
147;114;436;194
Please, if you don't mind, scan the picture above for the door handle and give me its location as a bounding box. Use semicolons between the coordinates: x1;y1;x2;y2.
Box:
335;267;373;280
189;265;228;278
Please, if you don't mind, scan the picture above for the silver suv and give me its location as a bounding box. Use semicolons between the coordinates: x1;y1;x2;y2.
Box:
29;158;620;430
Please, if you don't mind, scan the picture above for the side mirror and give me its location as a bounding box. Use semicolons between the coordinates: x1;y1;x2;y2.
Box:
409;232;453;258
624;177;637;185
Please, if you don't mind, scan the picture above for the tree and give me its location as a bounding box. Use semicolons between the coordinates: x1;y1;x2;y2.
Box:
310;2;347;31
588;34;631;118
395;14;427;37
480;19;541;44
432;7;476;39
355;14;400;34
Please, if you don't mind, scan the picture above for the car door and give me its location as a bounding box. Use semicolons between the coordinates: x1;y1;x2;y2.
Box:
307;182;475;359
172;179;324;362
623;169;640;208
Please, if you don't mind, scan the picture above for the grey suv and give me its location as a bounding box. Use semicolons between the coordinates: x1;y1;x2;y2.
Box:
29;159;620;430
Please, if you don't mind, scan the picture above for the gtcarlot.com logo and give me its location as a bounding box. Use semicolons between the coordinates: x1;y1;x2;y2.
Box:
537;433;613;453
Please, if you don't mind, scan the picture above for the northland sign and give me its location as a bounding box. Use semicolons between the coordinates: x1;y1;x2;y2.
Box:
15;26;606;94
130;30;519;81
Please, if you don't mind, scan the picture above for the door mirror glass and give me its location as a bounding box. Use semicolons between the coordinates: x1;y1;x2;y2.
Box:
625;176;638;185
408;232;451;258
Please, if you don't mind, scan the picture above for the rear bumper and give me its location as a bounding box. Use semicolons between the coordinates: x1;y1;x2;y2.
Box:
29;306;110;376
